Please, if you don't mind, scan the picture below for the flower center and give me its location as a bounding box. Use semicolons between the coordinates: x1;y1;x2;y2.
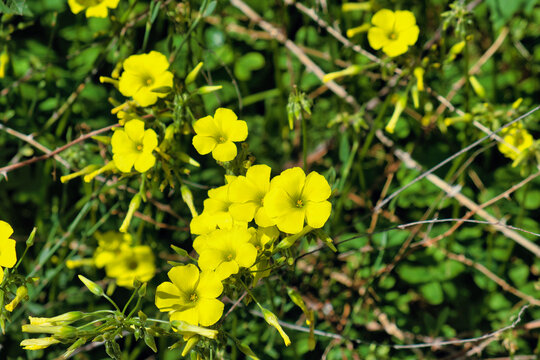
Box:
136;144;143;151
226;253;234;261
189;293;198;302
142;75;154;86
389;32;397;40
296;199;304;208
76;0;102;6
127;260;138;270
217;135;227;144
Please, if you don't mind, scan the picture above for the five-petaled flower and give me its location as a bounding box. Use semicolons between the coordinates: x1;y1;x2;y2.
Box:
228;164;275;227
264;167;332;234
67;0;119;18
367;9;419;57
192;108;248;162
194;227;257;280
155;264;224;327
111;119;158;173
0;220;17;283
119;51;174;107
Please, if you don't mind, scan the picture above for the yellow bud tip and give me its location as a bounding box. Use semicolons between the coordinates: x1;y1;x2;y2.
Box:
342;2;371;12
346;23;371;38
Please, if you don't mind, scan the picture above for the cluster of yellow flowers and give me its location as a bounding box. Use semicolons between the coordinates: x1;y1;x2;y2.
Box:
67;0;119;18
155;109;332;349
497;123;534;161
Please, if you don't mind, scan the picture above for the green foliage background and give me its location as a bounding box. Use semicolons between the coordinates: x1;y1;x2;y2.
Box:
0;0;539;359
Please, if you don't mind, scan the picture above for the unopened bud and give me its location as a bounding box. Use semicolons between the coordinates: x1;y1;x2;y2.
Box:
261;308;291;346
78;275;104;297
119;193;142;233
5;286;28;312
185;62;204;85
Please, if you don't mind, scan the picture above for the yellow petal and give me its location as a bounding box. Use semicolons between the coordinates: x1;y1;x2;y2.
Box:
382;40;409;57
275;209;305;234
367;27;390;50
229;202;258;222
371;9;395;32
124;120;145;143
215;260;239;279
235;243;257;268
305;201;332;228
170;307;199;326
271;167;305;200
254;207;275;227
193;116;219;137
397;25;419;46
0;267;3;282
67;0;84;14
196;272;223;299
224;120;248;142
0;238;17;268
155;281;182;311
113;153;137;172
0;220;14;238
246;164;271;192
143;129;158;150
119;72;143;97
85;4;109;18
393;10;417;32
197;298;224;326
169;264;200;293
212;142;237;162
302;172;331;202
133;87;158;107
133;152;156;172
193;135;217;155
214;108;237;126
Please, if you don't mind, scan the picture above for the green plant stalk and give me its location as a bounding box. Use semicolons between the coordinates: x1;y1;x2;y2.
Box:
302;112;307;171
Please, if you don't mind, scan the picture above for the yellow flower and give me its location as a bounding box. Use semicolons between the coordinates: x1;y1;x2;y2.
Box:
498;124;534;160
118;51;174;107
194;228;257;280
0;220;17;269
105;245;155;288
111;119;158;173
67;0;119;18
93;231;132;268
264;167;332;234
367;9;419;57
20;337;61;350
229;164;275;227
192;108;248;162
155;264;224;327
189;177;239;235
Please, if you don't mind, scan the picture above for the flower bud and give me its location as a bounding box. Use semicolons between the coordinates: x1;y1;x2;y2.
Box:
172;321;218;339
20;337;61;350
181;335;199;357
185;62;204;85
261;307;291;346
195;85;222;95
5;286;28;312
385;94;407;134
119;193;142;233
29;311;84;326
78;275;104;296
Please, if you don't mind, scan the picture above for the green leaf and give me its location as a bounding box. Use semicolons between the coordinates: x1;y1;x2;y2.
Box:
234;52;265;81
419;281;444;305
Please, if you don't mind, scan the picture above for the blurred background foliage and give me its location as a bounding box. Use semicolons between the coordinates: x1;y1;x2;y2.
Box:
0;0;539;359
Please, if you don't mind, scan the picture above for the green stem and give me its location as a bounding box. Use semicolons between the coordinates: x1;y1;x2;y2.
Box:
302;112;307;171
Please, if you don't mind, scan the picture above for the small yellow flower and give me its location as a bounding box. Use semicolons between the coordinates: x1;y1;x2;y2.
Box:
0;220;17;269
192;108;248;162
67;0;119;18
367;9;419;57
94;231;132;268
111;119;158;173
264;167;332;234
498;124;534;161
194;228;257;280
105;245;155;288
118;51;174;107
229;164;274;227
5;286;28;312
155;264;224;327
